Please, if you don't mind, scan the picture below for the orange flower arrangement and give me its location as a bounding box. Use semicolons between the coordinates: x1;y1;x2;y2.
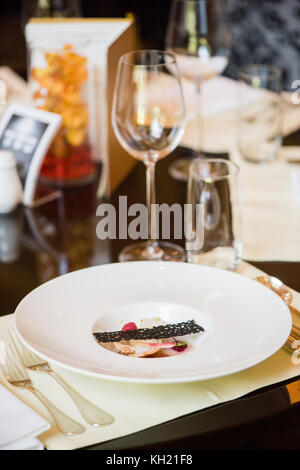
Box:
32;44;88;152
32;44;95;182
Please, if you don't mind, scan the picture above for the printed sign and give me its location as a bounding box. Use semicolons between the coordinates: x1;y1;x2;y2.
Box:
0;104;61;205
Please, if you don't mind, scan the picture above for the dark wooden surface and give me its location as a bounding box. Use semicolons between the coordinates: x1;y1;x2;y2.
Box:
0;144;299;450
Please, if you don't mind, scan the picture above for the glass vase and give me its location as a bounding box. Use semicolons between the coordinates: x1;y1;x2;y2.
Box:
29;39;96;186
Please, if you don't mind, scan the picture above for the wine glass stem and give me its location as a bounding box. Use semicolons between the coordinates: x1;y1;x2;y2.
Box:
195;79;204;156
145;159;158;248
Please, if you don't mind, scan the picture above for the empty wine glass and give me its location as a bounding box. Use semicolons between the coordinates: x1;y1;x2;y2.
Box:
112;50;186;262
166;0;230;181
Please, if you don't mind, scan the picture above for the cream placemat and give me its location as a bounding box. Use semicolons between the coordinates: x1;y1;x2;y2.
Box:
0;261;299;451
180;76;300;154
231;147;300;262
0;67;31;115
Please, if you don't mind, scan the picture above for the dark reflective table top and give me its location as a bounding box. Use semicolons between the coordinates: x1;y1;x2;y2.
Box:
0;145;299;450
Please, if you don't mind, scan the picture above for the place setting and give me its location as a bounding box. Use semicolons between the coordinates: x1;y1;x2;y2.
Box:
0;0;300;453
1;259;299;450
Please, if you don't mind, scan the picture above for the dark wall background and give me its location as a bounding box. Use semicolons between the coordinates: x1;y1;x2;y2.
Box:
1;0;300;89
0;0;173;77
226;0;300;91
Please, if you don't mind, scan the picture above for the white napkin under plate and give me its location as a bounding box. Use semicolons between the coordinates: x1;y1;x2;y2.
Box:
0;384;50;450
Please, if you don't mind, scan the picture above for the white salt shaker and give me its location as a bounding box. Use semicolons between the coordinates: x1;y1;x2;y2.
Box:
0;151;23;214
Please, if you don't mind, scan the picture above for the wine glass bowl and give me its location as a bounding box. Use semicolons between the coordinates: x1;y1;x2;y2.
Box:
112;50;185;164
166;0;230;82
112;50;186;262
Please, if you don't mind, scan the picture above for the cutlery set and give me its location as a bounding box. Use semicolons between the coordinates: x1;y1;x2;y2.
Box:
0;331;114;436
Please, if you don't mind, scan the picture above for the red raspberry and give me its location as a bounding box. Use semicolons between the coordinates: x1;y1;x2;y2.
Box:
122;322;137;331
172;343;188;353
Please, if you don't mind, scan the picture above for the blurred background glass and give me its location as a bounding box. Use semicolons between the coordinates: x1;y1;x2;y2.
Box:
166;0;230;181
238;65;282;164
21;0;82;29
186;158;242;270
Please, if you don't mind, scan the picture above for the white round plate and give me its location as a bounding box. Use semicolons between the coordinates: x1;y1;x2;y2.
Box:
15;262;292;384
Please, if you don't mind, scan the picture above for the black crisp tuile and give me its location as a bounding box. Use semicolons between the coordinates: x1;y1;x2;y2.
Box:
93;320;204;344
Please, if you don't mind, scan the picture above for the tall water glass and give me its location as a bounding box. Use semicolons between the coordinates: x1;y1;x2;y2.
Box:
186;158;242;270
238;65;282;164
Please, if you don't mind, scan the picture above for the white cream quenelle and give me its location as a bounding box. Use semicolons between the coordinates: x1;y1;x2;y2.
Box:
0;151;23;214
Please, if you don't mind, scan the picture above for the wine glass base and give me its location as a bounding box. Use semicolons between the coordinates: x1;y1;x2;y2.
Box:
119;241;186;262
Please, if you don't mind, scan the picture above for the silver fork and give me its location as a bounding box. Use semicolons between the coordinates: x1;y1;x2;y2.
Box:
9;330;114;427
0;342;85;436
